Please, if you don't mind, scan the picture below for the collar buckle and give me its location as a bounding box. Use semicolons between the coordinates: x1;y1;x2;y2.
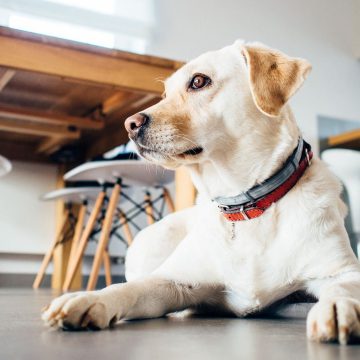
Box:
305;148;312;166
219;203;251;221
239;205;250;220
218;204;230;212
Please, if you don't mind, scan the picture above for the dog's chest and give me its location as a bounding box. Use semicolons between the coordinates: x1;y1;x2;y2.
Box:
218;220;298;314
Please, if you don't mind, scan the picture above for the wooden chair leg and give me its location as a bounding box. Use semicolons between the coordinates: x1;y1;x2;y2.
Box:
86;183;121;291
67;203;86;272
144;192;155;225
62;191;105;291
163;187;175;213
175;167;196;211
119;210;133;246
103;250;112;287
33;209;69;289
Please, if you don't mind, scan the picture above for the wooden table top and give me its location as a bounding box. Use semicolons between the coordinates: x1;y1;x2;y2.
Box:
0;27;183;163
327;128;360;150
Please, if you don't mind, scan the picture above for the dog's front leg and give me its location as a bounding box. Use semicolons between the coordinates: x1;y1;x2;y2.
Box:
306;271;360;344
42;277;221;330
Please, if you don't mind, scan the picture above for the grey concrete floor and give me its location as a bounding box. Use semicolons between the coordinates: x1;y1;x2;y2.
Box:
0;288;359;360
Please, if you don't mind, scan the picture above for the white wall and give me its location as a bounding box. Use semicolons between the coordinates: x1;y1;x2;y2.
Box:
353;0;360;59
1;0;359;278
148;0;360;150
0;161;57;253
0;161;57;274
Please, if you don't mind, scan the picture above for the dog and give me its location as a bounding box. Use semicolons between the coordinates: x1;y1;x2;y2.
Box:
42;41;360;345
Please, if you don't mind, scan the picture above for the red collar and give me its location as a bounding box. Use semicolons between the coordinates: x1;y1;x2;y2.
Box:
216;139;313;222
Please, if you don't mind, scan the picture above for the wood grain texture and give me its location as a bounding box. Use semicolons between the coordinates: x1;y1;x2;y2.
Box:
0;118;80;138
119;211;133;246
0;27;183;70
0;34;174;95
86;184;121;291
175;167;196;211
0;27;181;161
163;188;175;213
62;190;106;291
51;166;70;290
36;137;73;155
328;128;360;150
0;105;104;129
0;69;15;91
32;209;69;289
144;192;155;225
66;203;87;290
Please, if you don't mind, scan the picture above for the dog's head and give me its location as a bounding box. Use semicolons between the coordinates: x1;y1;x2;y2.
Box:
125;41;311;169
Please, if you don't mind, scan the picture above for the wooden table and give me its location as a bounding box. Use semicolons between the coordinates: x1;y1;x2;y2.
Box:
0;27;197;289
0;26;183;161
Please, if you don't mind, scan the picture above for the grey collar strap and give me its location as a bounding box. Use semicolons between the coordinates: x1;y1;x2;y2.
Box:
214;137;305;207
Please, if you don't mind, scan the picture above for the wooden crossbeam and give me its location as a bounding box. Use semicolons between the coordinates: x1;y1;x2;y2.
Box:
37;137;61;154
0;140;47;162
0;105;103;130
101;92;137;115
0;119;80;139
36;137;73;155
0;69;15;91
101;93;158;117
127;94;158;110
0;33;176;95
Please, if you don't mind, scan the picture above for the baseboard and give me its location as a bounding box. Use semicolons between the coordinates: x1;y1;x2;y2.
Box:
0;273;126;289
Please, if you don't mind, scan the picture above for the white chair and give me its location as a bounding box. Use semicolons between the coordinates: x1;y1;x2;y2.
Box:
0;155;12;177
322;149;360;256
33;187;104;289
62;160;174;291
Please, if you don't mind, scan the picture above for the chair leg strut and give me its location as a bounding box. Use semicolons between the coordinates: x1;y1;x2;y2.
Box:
62;191;106;291
33;209;69;289
86;181;121;291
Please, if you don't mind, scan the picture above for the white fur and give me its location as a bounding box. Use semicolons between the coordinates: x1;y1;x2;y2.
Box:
43;41;360;344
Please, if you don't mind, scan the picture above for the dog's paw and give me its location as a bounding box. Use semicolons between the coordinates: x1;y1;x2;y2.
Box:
42;291;115;330
307;298;360;344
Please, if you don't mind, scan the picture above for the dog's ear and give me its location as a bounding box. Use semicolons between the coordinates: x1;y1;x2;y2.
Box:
241;43;311;117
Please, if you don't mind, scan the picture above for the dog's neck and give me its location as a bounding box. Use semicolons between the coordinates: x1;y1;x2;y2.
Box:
187;107;301;200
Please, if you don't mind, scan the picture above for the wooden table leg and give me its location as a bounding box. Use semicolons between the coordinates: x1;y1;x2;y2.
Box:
119;210;133;246
62;191;105;292
163;187;175;213
144;191;155;225
51;166;69;290
86;182;121;291
66;202;87;290
175;167;196;211
103;250;112;287
33;209;69;289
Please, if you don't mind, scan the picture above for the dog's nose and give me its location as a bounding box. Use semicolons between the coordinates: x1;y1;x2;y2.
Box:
124;113;150;136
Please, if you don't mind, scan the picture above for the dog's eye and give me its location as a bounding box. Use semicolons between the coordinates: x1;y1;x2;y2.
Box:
188;74;211;90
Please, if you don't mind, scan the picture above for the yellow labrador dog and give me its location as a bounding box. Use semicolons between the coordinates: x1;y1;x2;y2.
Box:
42;41;360;345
